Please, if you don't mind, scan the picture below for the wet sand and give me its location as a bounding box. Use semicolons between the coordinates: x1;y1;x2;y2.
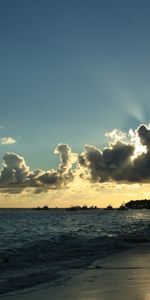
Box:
2;244;150;300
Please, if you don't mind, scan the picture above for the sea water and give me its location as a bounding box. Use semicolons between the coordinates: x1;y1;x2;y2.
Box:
0;208;150;295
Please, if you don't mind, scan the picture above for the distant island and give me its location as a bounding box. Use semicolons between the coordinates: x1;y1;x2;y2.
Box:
104;205;114;210
33;200;150;211
125;199;150;209
66;205;98;211
104;200;150;210
104;204;128;210
34;205;49;210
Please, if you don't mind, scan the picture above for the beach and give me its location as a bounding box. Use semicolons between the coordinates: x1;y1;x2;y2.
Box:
1;209;150;298
2;243;150;300
1;0;150;298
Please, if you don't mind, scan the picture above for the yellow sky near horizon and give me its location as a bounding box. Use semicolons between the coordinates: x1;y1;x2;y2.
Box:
1;181;150;208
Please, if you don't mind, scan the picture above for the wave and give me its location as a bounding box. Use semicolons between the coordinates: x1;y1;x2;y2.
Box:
1;230;150;296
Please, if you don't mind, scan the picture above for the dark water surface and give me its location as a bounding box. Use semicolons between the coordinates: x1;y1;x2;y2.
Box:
0;208;150;295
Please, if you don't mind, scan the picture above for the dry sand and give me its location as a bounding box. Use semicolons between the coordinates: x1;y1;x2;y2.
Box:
2;244;150;300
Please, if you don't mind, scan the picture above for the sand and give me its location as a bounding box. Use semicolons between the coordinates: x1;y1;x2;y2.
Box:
2;244;150;300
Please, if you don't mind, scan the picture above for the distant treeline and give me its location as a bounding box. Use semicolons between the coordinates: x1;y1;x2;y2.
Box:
125;199;150;209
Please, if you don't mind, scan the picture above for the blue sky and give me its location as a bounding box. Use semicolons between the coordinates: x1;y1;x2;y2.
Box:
0;0;150;170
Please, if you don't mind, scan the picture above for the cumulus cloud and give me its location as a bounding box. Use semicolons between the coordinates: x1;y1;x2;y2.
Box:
1;137;16;145
38;170;61;186
0;153;30;185
105;129;127;141
54;143;77;174
79;141;134;183
129;124;150;182
137;124;150;148
0;144;76;192
78;124;150;184
1;124;150;194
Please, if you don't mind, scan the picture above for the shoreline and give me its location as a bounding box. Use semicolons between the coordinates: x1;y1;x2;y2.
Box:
2;243;150;300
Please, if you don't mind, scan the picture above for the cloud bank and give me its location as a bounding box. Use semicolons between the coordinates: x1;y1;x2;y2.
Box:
1;124;150;193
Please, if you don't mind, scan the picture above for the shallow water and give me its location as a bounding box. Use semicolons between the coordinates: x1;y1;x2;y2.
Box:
0;208;150;294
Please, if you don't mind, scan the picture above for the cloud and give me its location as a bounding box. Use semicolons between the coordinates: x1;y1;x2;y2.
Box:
1;125;150;194
0;153;30;185
105;129;127;141
38;170;61;186
54;143;77;174
78;124;150;184
0;144;76;193
79;141;134;183
128;124;150;182
137;124;150;148
1;137;16;145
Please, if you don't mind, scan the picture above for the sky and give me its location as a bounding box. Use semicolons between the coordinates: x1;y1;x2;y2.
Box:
0;0;150;207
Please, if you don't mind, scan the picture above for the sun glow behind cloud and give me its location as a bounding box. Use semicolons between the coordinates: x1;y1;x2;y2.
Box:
129;128;147;160
1;124;150;207
1;181;150;208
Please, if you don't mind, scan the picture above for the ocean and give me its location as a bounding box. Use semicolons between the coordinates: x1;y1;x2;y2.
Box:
0;208;150;295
